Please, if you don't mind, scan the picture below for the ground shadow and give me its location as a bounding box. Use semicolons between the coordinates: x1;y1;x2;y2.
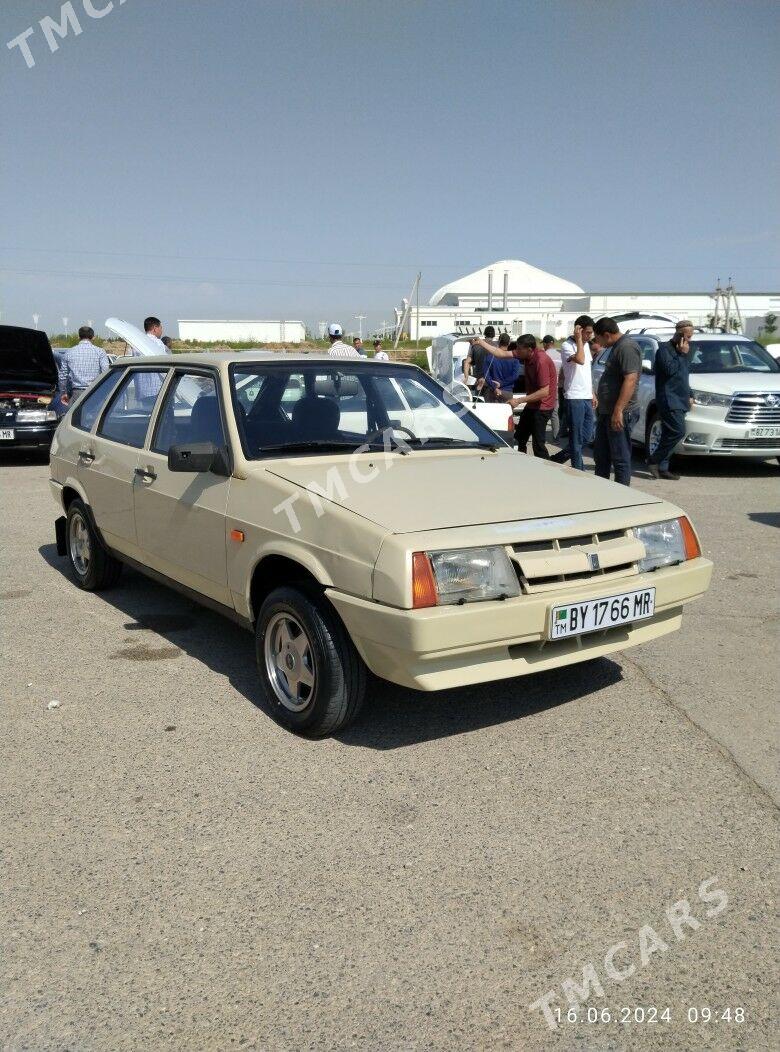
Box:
748;511;780;528
0;450;50;467
39;542;623;750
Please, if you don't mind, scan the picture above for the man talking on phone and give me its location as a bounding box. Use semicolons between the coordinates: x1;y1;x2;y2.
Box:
648;320;694;480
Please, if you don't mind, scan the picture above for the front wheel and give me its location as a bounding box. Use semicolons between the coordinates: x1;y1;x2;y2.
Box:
255;586;366;737
645;411;662;460
66;498;122;590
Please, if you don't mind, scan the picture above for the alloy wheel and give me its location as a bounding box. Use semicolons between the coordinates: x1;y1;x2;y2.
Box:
648;418;663;458
68;512;91;577
264;612;317;711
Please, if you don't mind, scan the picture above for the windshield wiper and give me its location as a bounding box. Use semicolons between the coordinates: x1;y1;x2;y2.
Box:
259;440;366;455
403;436;500;451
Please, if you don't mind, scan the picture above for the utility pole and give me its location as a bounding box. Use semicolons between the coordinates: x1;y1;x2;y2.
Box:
32;313;39;330
711;277;743;333
415;273;421;349
354;314;366;340
394;272;421;350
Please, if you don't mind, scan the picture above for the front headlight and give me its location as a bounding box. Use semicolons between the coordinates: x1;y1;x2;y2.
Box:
413;546;520;607
635;518;700;572
690;389;731;408
16;409;57;423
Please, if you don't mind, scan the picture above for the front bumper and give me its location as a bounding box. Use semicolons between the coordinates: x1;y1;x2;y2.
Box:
677;408;780;457
328;557;713;691
0;422;58;450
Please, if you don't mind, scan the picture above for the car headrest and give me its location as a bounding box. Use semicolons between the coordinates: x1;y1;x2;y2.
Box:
189;394;222;444
291;394;340;437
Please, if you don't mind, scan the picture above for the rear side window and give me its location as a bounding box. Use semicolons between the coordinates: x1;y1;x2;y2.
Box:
152;373;226;454
98;369;168;448
72;369;125;432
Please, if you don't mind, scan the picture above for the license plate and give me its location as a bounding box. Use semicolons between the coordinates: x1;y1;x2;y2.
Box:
549;587;656;639
749;426;780;439
0;428;15;440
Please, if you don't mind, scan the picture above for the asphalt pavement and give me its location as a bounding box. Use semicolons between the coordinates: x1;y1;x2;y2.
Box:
1;448;778;1051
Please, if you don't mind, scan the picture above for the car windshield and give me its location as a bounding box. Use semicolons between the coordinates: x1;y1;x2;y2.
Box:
689;340;779;374
230;362;504;458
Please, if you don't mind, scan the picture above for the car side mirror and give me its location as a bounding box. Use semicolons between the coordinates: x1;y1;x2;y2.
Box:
168;441;230;476
642;359;653;374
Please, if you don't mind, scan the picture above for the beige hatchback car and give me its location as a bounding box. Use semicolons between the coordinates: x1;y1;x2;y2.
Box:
50;352;712;737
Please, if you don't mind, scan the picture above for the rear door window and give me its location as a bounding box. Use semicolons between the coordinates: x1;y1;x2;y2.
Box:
72;369;126;432
98;369;168;448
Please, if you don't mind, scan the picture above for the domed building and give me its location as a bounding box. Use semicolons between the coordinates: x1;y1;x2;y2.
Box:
391;259;777;340
394;259;590;341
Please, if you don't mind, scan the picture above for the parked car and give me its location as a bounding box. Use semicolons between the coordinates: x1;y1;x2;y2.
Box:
0;325;60;451
50;351;712;737
592;333;780;464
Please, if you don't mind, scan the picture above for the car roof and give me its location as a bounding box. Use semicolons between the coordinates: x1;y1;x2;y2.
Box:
111;351;419;367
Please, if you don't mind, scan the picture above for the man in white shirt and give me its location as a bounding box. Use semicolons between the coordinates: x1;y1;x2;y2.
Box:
326;323;360;358
551;314;596;470
131;316;171;404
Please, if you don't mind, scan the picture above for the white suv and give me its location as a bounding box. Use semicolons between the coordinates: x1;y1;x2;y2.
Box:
593;333;780;463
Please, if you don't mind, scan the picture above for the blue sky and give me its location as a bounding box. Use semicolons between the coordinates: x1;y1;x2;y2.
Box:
1;0;778;337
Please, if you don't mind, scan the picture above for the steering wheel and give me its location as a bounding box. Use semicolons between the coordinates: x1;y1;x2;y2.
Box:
364;424;418;445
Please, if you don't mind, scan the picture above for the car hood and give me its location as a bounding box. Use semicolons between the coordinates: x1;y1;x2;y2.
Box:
105;317;163;356
0;325;57;389
689;373;780;395
266;449;663;534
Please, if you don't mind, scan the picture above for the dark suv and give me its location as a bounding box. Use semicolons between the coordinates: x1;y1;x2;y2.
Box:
0;326;60;452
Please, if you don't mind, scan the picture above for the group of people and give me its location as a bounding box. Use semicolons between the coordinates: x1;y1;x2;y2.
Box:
467;315;694;486
55;316;171;409
326;323;389;360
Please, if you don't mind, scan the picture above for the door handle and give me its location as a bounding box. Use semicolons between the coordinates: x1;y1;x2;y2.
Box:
134;467;157;481
78;449;95;464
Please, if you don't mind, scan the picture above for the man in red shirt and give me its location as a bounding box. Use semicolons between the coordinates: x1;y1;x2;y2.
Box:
472;332;556;456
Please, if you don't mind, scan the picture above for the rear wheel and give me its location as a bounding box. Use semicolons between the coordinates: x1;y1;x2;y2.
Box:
255;585;366;737
645;411;662;460
66;498;122;591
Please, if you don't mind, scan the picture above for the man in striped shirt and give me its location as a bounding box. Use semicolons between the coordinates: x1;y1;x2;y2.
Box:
327;323;360;359
60;326;110;406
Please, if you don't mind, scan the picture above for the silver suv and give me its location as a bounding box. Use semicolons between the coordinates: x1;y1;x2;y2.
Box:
592;333;780;463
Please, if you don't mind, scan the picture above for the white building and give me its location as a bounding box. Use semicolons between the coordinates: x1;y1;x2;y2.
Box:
178;319;306;343
393;260;779;340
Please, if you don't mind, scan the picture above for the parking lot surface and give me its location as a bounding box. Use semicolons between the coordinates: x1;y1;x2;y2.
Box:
1;450;778;1051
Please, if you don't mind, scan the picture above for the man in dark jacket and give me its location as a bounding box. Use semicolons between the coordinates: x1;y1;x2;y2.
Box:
648;320;694;480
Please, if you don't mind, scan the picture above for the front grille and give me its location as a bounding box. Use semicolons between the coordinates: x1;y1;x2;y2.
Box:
720;438;780;449
725;393;780;424
509;529;643;594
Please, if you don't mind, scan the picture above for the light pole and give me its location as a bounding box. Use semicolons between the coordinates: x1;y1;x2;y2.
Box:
33;313;40;330
354;314;366;340
62;317;69;336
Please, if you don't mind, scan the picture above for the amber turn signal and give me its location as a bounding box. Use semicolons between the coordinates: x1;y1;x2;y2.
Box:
678;517;701;560
412;551;438;609
230;529;245;543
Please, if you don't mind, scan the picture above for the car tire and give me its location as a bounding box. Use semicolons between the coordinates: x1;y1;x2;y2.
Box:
644;410;662;460
66;498;122;591
255;585;366;738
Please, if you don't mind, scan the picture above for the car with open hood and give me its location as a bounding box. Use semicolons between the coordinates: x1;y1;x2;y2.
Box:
49;350;712;737
0;325;60;451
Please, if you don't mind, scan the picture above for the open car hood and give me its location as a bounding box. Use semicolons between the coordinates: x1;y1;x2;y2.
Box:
0;325;57;389
267;449;663;534
105;317;162;357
